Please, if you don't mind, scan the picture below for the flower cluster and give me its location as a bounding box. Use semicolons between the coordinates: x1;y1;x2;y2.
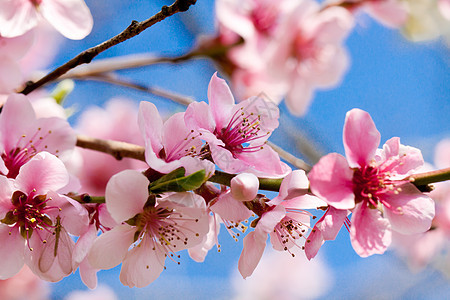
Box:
0;0;446;294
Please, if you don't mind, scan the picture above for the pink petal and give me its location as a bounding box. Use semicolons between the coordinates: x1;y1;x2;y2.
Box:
0;57;22;94
105;170;148;223
235;95;280;133
257;205;286;235
88;224;135;270
285;79;314;116
72;224;97;264
236;146;289;177
15;152;69;195
162;112;202;162
0;30;35;59
184;101;216;133
308;153;355;209
79;259;98;290
119;236;165;288
350;203;391;257
379;137;424;178
138;101;163;160
304;226;324;260
383;184;435;235
40;0;93;40
238;231;267;279
31;117;76;160
343;109;381;168
210;191;252;222
231;173;259;201
0;0;38;38
208;73;235;130
318;207;348;241
188;214;220;263
0;94;36;152
365;0;408;28
0;176;14;218
0;224;25;279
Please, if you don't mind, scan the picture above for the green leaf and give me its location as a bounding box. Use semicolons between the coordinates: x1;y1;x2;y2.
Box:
149;169;207;194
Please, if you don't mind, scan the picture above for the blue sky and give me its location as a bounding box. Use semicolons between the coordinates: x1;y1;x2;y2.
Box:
49;0;450;299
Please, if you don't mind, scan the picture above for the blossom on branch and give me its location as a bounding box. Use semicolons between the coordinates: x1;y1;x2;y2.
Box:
0;94;75;179
308;108;435;257
214;0;354;115
88;170;209;288
0;0;93;40
185;73;289;176
0;152;88;281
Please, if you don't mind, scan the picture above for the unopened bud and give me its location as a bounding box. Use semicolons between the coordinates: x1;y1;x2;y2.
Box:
230;173;259;201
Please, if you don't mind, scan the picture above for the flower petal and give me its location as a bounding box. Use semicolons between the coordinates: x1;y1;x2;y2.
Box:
210;192;252;222
208;73;235;130
383;184;435;235
238;231;266;279
40;0;93;40
343;109;380;168
138;101;163;160
308;153;355;209
350;203;391;257
0;224;25;279
106;170;149;223
88;224;135;270
15;152;69;195
119;236;165;288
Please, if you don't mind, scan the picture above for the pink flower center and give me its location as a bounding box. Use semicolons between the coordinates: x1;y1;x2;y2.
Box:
30;0;42;6
216;107;269;155
1;128;58;178
352;164;402;210
133;206;200;260
1;190;59;247
250;4;278;35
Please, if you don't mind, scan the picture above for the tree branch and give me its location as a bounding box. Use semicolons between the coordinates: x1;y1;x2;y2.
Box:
20;0;197;95
76;134;145;161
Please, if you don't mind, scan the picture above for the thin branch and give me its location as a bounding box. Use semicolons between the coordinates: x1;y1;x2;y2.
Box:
76;134;145;161
20;0;197;95
409;167;450;187
79;74;195;106
76;134;450;193
59;52;197;80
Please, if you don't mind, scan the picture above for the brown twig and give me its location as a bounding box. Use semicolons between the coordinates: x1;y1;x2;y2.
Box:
76;134;145;161
20;0;197;95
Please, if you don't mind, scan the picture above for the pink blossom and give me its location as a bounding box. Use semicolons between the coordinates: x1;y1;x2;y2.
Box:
0;265;50;300
185;73;289;176
72;204;117;289
238;171;323;278
139;101;215;177
0;152;88;281
0;94;76;178
391;138;450;269
88;170;209;287
74;99;147;196
209;173;258;223
214;0;354;116
0;0;93;40
308;108;435;257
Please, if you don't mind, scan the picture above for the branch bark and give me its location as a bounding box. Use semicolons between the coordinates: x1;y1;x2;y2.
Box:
20;0;197;95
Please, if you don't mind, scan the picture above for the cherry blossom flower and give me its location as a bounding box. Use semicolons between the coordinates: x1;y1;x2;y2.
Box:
0;152;88;281
214;0;354;116
0;94;75;178
0;0;93;40
0;265;50;300
73;99;147;196
391;138;450;269
238;170;323;278
308;108;435;257
185;73;289;176
139;101;215;177
88;170;209;288
72;203;117;289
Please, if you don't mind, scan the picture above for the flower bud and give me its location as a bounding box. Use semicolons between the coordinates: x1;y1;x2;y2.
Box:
230;173;259;201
